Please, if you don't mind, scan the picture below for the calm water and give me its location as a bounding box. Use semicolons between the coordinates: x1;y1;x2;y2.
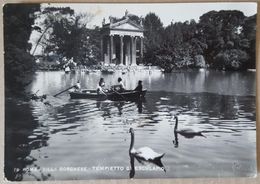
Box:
5;70;256;181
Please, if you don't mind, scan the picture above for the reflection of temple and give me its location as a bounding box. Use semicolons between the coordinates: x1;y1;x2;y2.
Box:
101;10;144;66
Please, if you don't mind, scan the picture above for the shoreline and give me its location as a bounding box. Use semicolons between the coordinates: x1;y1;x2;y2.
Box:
36;66;256;73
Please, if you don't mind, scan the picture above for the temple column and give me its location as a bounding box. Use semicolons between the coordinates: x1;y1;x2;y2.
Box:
120;35;124;65
140;37;144;62
106;36;110;65
130;36;133;65
100;36;103;61
110;35;114;64
126;37;131;65
131;36;137;66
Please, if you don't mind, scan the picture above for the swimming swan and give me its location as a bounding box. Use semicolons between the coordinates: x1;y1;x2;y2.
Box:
173;116;205;138
129;128;165;161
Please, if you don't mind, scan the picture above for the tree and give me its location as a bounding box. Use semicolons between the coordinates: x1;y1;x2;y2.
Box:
153;20;207;72
4;4;40;93
44;12;98;65
143;13;164;65
198;10;253;70
31;7;75;56
242;14;256;69
142;10;256;71
33;7;98;66
214;49;249;70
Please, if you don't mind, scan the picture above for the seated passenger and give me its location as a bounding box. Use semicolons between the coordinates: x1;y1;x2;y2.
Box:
117;77;125;91
97;78;106;95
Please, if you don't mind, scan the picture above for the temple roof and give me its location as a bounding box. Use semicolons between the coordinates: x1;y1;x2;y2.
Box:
102;11;144;33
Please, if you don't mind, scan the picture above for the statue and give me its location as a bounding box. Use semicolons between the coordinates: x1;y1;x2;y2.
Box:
125;9;129;17
109;16;114;23
140;16;143;26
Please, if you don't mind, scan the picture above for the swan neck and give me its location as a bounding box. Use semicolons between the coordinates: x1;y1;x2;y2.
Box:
129;132;134;152
174;117;178;131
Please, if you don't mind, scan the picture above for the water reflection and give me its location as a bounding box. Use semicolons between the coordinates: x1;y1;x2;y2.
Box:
129;154;135;178
96;99;145;117
114;101;124;115
135;98;146;113
173;131;179;148
28;70;255;96
96;101;112;118
6;90;256;180
5;99;51;181
128;152;166;179
5;70;256;180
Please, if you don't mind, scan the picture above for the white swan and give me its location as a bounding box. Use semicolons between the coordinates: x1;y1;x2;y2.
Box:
173;116;205;138
129;128;165;161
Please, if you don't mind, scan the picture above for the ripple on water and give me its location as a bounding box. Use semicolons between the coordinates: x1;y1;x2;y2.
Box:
10;84;256;180
27;136;38;141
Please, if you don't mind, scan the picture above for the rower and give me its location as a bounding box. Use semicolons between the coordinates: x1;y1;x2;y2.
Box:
74;80;81;92
134;80;143;92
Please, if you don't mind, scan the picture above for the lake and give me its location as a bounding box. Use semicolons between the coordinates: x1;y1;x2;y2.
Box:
5;69;256;181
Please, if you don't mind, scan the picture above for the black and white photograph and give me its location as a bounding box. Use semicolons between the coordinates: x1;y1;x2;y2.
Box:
4;2;257;181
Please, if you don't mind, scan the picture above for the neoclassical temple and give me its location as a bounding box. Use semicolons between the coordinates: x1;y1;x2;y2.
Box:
101;11;144;66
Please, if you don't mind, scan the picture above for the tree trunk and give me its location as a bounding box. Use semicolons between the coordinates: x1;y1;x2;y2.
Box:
32;25;51;56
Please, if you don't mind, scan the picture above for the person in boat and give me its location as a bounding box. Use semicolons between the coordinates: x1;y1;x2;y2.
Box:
65;65;70;73
97;78;107;95
117;77;125;92
74;80;81;92
134;80;143;92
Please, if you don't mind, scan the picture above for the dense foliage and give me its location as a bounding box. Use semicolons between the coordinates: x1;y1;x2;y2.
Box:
143;10;256;72
198;10;254;70
4;4;40;93
142;13;164;65
34;7;101;67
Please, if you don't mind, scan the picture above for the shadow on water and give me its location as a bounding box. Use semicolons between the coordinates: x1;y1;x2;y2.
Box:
5;98;51;181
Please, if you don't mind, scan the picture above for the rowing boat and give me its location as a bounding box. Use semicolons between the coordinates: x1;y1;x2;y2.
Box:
70;89;147;101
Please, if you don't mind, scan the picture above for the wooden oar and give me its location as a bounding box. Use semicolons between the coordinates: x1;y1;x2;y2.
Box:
54;85;76;97
100;90;108;97
111;88;126;100
34;90;39;95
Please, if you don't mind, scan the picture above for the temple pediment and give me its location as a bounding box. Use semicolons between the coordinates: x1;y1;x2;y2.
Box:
111;21;143;32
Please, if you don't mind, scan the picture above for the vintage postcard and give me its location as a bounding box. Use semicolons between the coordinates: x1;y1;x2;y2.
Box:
3;2;257;181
